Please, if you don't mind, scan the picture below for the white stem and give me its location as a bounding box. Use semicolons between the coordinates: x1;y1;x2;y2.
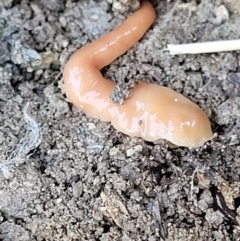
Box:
167;39;240;55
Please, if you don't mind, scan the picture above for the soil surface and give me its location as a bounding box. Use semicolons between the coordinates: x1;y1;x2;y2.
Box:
1;0;240;240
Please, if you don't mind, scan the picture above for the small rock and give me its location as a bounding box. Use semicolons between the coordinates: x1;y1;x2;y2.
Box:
215;5;229;24
0;131;4;144
62;40;69;48
72;183;83;198
56;198;62;204
126;145;143;157
0;212;3;223
59;16;67;28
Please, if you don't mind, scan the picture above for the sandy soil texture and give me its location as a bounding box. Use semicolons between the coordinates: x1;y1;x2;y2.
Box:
1;0;240;240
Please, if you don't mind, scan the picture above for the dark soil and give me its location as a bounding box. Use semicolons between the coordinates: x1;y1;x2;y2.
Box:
0;0;240;240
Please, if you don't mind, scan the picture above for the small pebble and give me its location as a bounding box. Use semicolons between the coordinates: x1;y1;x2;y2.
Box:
215;5;229;24
126;145;143;157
